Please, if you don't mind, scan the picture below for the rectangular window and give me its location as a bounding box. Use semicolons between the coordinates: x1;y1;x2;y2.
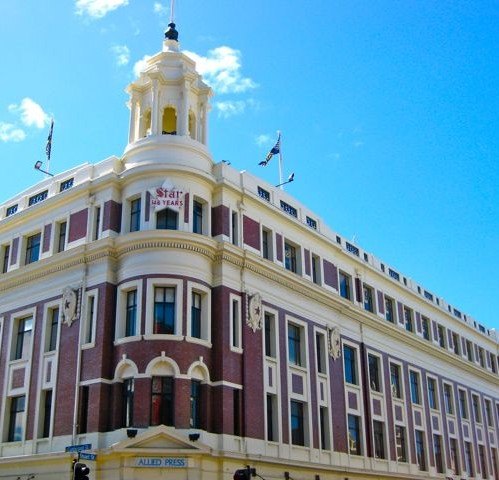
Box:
284;242;297;273
85;295;95;344
437;324;446;348
396;426;407;462
319;406;329;449
288;323;303;366
373;421;385;459
452;332;460;355
410;370;421;404
193;200;203;234
343;345;357;385
485;399;493;426
190;291;202;338
47;308;59;351
151;376;174;426
59;178;74;191
459;389;468;419
280;200;297;218
78;386;89;434
8;396;25;442
434;434;443;473
472;394;481;423
404;307;413;332
2;244;10;273
262;228;272;260
478;347;485;367
339;271;351;300
479;445;487;479
444;383;454;414
450;437;460;475
363;285;374;312
6;204;18;216
348;414;361;455
491;354;497;374
41;390;52;438
422;316;430;340
157;208;178;230
385;297;394;323
316;332;327;374
190;380;202;428
290;400;305;446
233;389;241;436
258;186;270;201
465;441;474;476
466;340;473;362
427;377;438;410
14;316;33;360
25;232;41;264
266;394;277;441
28;190;48;206
415;430;427;470
57;221;67;253
264;312;276;358
390;363;402;399
125;290;138;337
94;206;101;240
231;211;239;246
368;354;381;392
122;378;134;428
154;287;175;334
231;298;241;349
311;254;321;284
130;198;141;232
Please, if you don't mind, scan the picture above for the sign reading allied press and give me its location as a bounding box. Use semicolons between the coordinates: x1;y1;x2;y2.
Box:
135;457;188;468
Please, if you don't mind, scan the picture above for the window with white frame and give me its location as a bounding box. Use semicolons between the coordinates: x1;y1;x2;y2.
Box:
83;291;98;345
2;243;10;273
93;205;102;241
264;310;277;358
288;322;306;367
262;226;273;260
187;282;211;342
129;196;142;232
193;198;207;234
115;280;142;340
230;294;242;350
56;220;67;253
45;306;59;352
25;232;41;265
145;279;182;337
311;253;321;284
231;211;239;246
12;316;33;360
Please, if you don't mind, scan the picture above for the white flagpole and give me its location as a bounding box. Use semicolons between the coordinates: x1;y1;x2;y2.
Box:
277;130;284;190
170;0;175;23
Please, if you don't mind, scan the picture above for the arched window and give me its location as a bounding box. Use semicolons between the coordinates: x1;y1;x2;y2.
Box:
140;109;151;137
188;111;197;140
162;107;177;135
156;208;178;230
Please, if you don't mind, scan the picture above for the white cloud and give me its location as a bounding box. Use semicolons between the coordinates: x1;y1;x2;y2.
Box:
0;123;26;143
133;54;152;77
255;134;271;146
153;2;168;17
8;98;50;129
214;100;247;118
184;46;257;94
111;45;130;66
75;0;129;19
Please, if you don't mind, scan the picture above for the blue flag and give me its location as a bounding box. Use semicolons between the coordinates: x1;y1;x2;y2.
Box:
259;133;281;166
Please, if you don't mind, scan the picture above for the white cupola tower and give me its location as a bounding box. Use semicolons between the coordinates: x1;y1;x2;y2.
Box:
123;23;213;171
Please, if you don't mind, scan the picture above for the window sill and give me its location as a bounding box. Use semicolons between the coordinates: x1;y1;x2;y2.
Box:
185;337;212;348
230;346;243;354
114;335;142;345
143;334;183;341
81;342;95;350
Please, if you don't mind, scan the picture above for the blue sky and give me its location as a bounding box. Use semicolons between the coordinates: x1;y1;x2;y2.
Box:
0;1;498;331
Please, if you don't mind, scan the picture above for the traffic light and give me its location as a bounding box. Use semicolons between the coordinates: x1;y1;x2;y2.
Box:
73;461;90;480
234;466;256;480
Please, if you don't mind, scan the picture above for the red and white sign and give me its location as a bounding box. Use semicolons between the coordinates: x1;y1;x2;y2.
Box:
149;181;185;211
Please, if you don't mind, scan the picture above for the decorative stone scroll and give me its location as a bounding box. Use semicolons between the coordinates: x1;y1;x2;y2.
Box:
246;292;263;333
328;326;341;360
62;287;78;327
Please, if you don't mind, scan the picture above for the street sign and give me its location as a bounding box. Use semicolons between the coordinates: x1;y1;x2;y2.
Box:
79;452;97;461
65;444;92;453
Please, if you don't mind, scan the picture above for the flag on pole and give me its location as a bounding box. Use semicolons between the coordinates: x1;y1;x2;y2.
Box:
46;119;54;161
259;133;281;166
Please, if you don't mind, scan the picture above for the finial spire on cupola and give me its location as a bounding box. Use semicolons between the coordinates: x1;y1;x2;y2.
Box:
163;0;179;52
